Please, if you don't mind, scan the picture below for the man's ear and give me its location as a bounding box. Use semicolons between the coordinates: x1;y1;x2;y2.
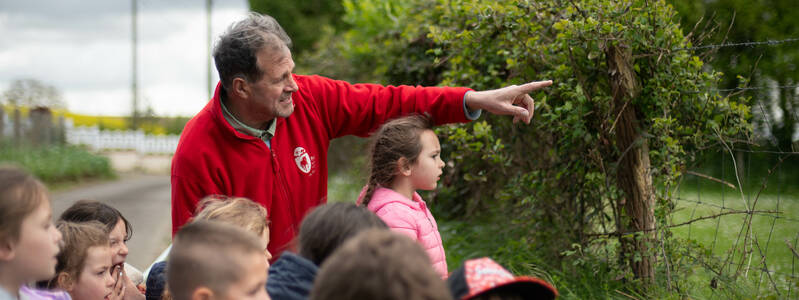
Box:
0;239;16;261
231;77;250;99
191;286;215;300
57;272;74;292
397;157;412;177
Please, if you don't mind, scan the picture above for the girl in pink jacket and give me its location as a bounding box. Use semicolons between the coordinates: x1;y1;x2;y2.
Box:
358;115;448;278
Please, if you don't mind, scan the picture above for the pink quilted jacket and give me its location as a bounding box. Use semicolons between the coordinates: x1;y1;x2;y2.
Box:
358;187;448;278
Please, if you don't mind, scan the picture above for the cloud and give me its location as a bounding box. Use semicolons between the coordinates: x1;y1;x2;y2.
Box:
0;0;249;116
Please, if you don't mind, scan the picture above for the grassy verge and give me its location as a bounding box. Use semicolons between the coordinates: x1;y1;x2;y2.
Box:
0;142;115;185
670;176;799;298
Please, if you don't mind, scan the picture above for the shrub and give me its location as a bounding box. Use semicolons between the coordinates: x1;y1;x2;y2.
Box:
0;142;114;184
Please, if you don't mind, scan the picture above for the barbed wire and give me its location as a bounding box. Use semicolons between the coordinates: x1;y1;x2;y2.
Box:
672;37;799;52
681;84;799;94
672;197;799;224
729;148;799;155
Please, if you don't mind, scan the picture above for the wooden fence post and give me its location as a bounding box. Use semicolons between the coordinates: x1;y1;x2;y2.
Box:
57;115;66;144
13;107;21;145
606;43;656;283
30;107;53;146
0;106;5;140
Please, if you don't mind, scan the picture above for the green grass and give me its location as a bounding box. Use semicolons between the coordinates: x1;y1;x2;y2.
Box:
670;177;799;298
0;142;115;185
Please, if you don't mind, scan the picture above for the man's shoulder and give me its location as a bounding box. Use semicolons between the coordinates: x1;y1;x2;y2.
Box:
293;74;352;97
174;108;223;160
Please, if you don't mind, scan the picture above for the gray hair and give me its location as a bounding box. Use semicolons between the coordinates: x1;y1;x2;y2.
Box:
213;12;292;90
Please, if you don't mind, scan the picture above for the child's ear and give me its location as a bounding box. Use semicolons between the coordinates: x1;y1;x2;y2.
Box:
0;239;16;261
57;272;74;291
397;157;412;177
191;287;215;300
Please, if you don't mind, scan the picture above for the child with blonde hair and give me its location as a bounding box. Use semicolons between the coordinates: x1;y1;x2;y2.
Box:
146;195;270;300
48;221;118;300
193;195;271;257
357;115;449;277
0;166;66;299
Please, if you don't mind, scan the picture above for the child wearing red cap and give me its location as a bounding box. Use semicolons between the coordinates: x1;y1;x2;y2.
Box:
447;257;558;300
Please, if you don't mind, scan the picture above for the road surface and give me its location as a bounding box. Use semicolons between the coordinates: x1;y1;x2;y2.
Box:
52;174;172;270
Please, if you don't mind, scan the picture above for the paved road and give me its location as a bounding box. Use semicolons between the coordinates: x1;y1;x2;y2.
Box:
52;174;172;270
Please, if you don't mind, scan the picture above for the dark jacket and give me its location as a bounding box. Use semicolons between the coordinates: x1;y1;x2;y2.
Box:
266;252;318;300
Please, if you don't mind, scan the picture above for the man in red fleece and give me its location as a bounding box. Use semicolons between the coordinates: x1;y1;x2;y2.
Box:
171;12;552;259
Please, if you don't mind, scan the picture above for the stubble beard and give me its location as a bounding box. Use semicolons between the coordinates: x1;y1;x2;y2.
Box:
276;94;294;118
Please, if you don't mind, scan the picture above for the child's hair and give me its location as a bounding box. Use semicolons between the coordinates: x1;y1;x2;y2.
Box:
193;195;269;237
310;229;451;300
47;221;110;288
167;220;265;300
0;165;48;243
297;202;387;265
59;200;133;240
362;114;434;206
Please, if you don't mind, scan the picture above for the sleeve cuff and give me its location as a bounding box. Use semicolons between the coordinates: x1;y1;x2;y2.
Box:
463;91;482;121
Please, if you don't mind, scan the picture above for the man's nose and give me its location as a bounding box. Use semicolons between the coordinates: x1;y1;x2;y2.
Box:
289;77;298;91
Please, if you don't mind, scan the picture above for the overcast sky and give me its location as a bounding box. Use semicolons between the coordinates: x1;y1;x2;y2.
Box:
0;0;249;116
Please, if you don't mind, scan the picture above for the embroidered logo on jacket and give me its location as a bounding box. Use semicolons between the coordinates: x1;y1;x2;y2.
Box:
293;147;312;174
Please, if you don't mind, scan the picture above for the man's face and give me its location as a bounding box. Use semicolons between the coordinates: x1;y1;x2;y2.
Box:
247;45;298;121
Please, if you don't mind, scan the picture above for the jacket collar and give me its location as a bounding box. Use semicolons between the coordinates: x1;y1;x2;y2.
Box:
209;82;276;142
367;187;427;212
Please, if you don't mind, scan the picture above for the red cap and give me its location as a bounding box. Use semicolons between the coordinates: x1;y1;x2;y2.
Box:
447;257;558;300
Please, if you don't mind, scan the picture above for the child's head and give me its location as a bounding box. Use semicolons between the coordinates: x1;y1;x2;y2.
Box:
0;166;62;285
297;202;387;265
50;221;114;300
363;114;443;205
446;257;558;300
310;229;451;300
193;195;270;260
168;220;269;300
59;200;133;266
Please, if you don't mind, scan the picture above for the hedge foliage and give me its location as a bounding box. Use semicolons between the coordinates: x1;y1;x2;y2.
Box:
301;0;757;295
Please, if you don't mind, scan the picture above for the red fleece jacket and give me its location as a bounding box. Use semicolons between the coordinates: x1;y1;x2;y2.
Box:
171;74;472;259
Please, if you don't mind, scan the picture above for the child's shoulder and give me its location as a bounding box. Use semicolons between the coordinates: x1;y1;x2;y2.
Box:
19;286;71;300
372;201;416;214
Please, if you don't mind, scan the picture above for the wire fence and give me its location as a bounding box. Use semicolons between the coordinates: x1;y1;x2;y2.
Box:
652;36;799;297
672;37;799;52
672;145;798;297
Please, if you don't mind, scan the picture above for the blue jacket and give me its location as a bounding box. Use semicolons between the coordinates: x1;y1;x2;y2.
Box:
266;252;318;300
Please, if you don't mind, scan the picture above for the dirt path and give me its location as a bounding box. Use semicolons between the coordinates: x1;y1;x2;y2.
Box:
51;174;172;270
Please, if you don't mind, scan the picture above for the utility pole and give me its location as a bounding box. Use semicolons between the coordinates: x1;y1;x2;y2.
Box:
131;0;139;129
206;0;213;100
